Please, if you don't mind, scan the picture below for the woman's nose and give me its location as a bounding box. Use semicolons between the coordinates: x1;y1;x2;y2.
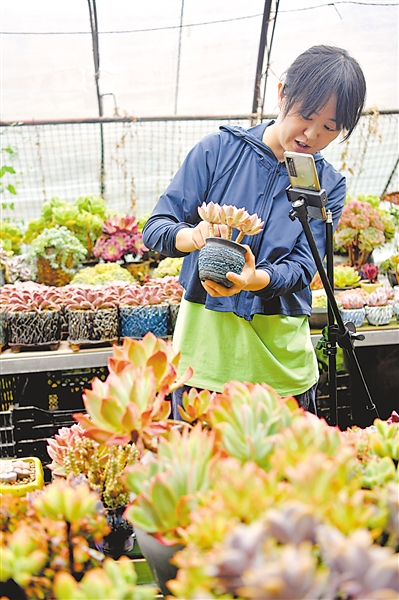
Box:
304;123;319;141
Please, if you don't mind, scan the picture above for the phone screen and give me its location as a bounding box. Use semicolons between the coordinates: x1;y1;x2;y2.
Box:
284;152;321;191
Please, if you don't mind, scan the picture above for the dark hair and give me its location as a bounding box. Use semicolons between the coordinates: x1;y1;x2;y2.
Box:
281;45;366;141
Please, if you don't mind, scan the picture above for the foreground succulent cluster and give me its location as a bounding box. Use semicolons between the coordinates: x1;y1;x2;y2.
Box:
1;333;398;599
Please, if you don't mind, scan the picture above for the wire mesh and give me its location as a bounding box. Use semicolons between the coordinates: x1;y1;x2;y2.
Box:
1;112;398;227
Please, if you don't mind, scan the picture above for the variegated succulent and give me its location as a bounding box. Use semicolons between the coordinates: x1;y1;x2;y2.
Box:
63;285;120;311
365;285;394;307
198;201;264;242
119;282;167;307
73;332;193;451
0;282;64;313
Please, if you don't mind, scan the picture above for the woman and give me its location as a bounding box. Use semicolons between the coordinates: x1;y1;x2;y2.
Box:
143;45;367;416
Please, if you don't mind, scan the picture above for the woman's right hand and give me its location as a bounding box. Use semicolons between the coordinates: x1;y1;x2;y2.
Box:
175;221;228;252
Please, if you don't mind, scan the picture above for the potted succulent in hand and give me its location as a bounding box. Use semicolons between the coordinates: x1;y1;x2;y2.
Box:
26;225;87;286
0;282;63;351
63;284;120;351
364;285;394;326
197;202;264;288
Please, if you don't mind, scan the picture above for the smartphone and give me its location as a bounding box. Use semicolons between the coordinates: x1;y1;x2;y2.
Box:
284;151;321;190
284;151;327;220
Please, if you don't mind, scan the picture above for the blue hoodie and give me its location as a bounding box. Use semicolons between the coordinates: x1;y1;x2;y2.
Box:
142;121;346;321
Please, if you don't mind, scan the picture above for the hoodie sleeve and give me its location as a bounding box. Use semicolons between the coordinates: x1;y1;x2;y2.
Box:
253;165;346;300
142;134;221;257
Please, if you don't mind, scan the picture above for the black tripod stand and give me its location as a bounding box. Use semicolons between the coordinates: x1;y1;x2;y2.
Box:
286;187;379;426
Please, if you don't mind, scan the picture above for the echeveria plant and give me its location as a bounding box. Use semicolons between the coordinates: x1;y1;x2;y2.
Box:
198;202;264;243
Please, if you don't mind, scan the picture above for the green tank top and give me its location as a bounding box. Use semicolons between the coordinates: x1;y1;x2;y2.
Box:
173;298;319;397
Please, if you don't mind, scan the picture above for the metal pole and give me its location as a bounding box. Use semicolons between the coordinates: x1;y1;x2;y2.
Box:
251;0;272;120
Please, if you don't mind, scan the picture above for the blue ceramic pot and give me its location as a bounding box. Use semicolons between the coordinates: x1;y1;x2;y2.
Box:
198;237;246;288
120;304;169;339
339;307;366;328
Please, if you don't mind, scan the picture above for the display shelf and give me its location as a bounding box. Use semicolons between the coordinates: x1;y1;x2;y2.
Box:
0;323;398;376
310;319;399;348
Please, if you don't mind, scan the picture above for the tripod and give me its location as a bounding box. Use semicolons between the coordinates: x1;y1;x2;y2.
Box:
286;187;379;426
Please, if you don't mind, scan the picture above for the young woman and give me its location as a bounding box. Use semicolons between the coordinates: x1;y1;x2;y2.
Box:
142;45;367;416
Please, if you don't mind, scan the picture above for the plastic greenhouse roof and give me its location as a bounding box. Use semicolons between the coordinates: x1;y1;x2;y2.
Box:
1;0;398;121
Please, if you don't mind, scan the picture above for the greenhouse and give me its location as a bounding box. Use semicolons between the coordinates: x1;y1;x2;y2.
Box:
0;1;398;598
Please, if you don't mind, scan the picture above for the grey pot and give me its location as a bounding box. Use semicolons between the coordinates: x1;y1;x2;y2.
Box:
134;526;183;597
198;237;247;288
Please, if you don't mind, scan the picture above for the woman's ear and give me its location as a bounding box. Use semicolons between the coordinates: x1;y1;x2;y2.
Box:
277;82;285;109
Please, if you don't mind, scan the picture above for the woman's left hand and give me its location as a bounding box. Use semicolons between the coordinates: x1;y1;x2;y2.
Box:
201;245;270;297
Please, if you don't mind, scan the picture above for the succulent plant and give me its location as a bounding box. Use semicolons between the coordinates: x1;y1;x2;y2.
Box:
198;202;264;242
63;284;120;311
0;220;24;254
24;195;107;259
47;423;139;509
148;276;184;304
94;214;147;262
379;254;399;274
26;225;87;274
0;477;110;599
70;262;135;285
334;199;386;266
119;282;167;306
336;289;366;309
0;281;64;313
73;333;193;450
359;262;379;282
53;557;156;600
152;257;183;278
3;253;34;283
333;264;361;289
365;285;393;306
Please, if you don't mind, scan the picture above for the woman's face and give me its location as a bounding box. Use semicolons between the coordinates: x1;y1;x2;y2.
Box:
265;85;342;161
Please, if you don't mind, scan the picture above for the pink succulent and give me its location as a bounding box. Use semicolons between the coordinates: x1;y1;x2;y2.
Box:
100;238;125;261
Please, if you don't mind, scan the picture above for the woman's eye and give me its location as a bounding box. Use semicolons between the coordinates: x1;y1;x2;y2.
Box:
325;125;336;132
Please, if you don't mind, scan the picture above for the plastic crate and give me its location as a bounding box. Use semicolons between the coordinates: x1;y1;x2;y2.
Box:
1;406;79;467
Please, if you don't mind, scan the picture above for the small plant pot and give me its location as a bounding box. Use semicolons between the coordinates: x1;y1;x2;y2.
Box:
133;526;184;597
387;269;399;288
198;237;247;288
0;310;7;351
120;304;169;339
365;305;393;326
6;310;61;349
0;457;44;496
392;301;399;323
339;307;366;328
359;281;382;294
67;308;119;345
309;307;328;330
36;254;74;287
168;302;180;334
96;506;135;560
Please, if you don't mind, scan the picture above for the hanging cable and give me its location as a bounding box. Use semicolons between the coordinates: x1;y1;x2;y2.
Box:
174;0;185;115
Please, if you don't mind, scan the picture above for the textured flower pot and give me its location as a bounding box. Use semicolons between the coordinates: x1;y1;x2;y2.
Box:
198;237;246;288
0;310;7;351
133;526;183;597
6;310;61;349
168;302;180;335
365;305;393;326
339;307;366;328
36;253;74;287
67;308;119;346
120;304;169;339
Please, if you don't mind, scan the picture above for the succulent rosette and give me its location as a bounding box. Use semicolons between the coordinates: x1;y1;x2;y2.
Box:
99;238;125;262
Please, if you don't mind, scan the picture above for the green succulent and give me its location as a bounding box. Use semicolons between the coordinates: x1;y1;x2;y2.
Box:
0;220;23;254
71;262;135;285
152;257;183;278
379;254;399;273
26;225;87;274
333;264;361;288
